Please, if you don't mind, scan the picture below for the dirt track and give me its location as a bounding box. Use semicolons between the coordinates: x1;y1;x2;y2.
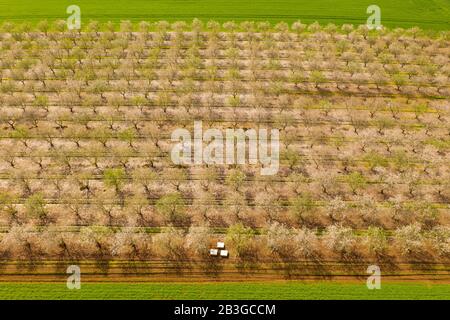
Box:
0;260;448;283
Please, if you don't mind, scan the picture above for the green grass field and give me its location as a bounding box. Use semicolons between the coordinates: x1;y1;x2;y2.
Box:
0;0;448;30
0;282;449;300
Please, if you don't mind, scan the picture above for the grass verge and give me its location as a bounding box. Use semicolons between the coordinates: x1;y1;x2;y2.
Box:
0;281;449;300
0;0;448;30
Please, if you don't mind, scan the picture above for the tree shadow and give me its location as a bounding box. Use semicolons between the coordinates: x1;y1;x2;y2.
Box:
16;259;40;273
94;259;111;274
201;258;225;278
0;252;11;273
273;253;333;280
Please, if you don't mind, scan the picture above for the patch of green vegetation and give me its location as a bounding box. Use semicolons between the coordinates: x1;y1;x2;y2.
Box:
0;0;448;30
0;282;449;300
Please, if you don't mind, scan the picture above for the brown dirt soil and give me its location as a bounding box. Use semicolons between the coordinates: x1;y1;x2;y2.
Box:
0;260;448;283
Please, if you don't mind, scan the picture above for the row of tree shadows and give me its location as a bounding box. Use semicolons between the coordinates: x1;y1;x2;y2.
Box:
0;253;447;281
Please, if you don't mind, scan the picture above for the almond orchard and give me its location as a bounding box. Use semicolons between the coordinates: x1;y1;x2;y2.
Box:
0;20;448;277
